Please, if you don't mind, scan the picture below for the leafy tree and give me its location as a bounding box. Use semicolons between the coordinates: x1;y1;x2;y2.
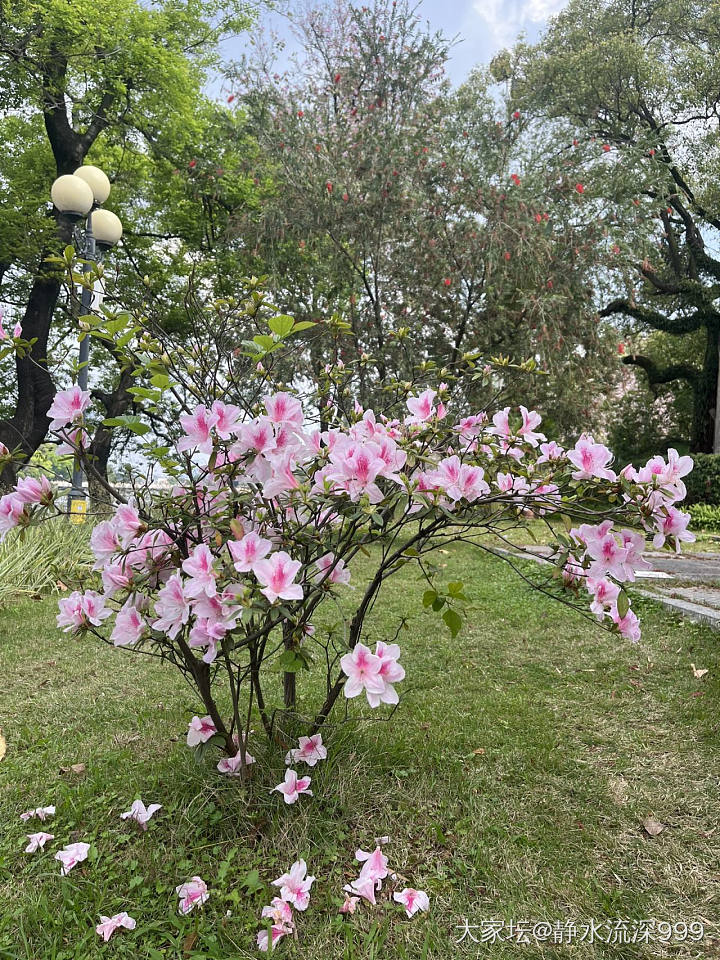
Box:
512;0;720;452
231;0;618;432
0;0;254;488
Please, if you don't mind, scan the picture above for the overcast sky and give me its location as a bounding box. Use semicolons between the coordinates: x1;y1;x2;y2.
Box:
221;0;570;88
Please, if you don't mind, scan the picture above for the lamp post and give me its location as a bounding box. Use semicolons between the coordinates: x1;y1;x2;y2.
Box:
50;165;123;520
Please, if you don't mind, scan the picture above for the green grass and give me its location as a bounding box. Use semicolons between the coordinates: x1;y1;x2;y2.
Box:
1;547;719;959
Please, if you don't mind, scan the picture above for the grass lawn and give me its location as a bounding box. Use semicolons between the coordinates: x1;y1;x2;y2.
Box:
1;546;719;959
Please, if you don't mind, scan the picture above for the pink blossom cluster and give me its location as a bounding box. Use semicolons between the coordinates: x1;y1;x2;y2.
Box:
341;843;429;918
10;387;697;766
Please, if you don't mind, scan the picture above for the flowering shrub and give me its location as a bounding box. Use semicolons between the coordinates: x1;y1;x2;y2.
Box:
0;367;694;776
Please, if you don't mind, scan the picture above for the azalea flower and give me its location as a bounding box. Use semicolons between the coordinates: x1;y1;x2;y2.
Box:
178;405;219;454
217;740;255;775
186;715;217;747
152;573;190;639
253;551;303;603
314;552;351;585
96;912;136;942
653;507;695;551
405;388;444;425
56;591;111;632
24;832;54;853
393;887;430;917
367;641;405;707
567;434;616;481
272;859;315;909
47;386;90;431
181;544;218;598
176;876;209;914
55;841;91;876
340;643;385;701
120;799;162;830
20;805;55;822
0;494;26;538
264;391;304;430
339;894;360;914
285;734;327;767
272;769;313;805
257;923;293;952
14;476;53;506
228;531;272;573
110;602;146;647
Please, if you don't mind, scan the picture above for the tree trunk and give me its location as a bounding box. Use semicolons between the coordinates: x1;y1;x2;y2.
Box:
691;322;719;453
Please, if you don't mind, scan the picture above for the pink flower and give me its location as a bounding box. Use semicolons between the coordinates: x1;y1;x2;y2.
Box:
537;440;565;463
181;544;217;598
235;416;277;458
314;552;351;585
272;769;313;804
96;912;136;942
47;386;90;431
567;434;616;481
345;846;389;904
188;617;226;664
120;799;162;830
428;456;490;502
367;641;405;707
405;388;443;425
14;476;53;505
112;504;144;542
20;805;55;822
0;494;25;538
211;400;243;439
56;591;111;632
153;573;190;638
265;392;304;429
393;887;430;917
55;841;90;876
101;560;133;597
518;406;546;447
178;405;219;454
25;832;54;853
653;507;695;551
261;898;294;926
613;608;641;642
285;734;327;767
496;472;530;496
13;321;22;338
339;894;360;914
257;923;293;952
217;740;255;775
186;715;217;747
228;531;272;573
253;551;303;602
176;876;209;914
340;643;385;701
90;520;122;566
587;577;620;618
110;602;146;647
272;859;315;909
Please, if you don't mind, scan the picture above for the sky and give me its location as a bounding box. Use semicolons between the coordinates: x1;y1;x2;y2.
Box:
221;0;570;88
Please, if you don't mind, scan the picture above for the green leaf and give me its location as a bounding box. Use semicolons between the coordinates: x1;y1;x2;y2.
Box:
268;314;294;337
240;868;264;895
616;589;630;619
443;608;462;637
431;596;445;612
103;415;151;436
277;649;307;673
422;589;438;608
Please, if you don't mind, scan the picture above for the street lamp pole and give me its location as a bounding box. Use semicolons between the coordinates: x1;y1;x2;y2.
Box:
50;165;123;521
67;211;97;517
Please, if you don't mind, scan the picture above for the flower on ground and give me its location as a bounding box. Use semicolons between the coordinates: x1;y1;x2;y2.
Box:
339;894;360;914
24;832;54;853
20;805;55;822
285;734;327;767
186;715;217;747
393;887;430;917
96;912;136;942
272;859;315;910
272;769;312;804
176;876;209;914
55;841;90;876
217;742;255;775
120;799;162;830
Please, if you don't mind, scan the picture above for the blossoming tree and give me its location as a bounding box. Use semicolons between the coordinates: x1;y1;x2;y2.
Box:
0;296;694;781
